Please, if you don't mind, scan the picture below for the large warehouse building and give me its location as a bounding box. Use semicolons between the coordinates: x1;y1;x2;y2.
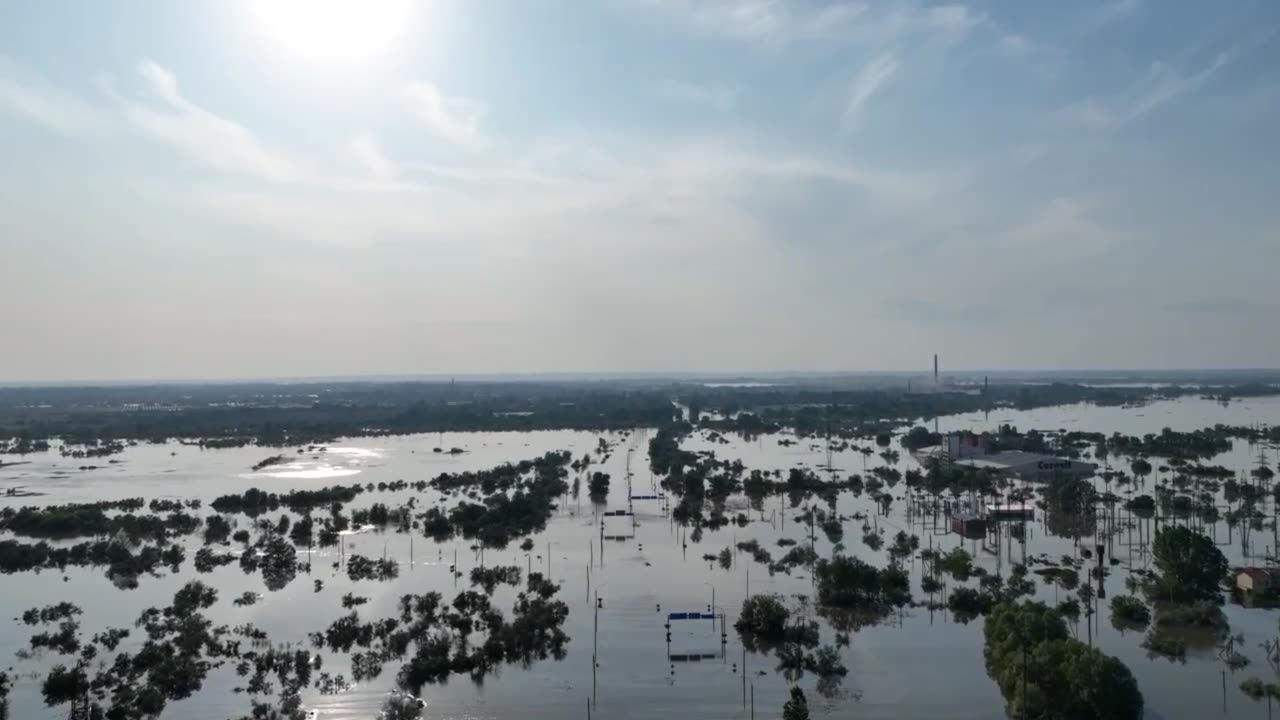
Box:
912;433;1097;479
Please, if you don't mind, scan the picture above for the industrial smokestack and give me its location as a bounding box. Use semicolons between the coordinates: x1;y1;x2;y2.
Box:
934;354;939;384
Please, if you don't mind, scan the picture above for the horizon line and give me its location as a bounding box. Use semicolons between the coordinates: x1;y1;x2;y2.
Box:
3;366;1280;389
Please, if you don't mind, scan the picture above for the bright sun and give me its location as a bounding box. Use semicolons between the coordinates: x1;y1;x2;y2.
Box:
252;0;412;62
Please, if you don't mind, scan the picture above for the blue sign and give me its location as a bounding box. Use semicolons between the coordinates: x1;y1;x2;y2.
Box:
668;612;715;621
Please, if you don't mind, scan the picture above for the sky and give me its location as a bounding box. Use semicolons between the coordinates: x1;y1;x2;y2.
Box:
1;0;1278;381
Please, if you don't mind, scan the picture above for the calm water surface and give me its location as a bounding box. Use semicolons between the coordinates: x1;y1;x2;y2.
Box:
3;397;1280;719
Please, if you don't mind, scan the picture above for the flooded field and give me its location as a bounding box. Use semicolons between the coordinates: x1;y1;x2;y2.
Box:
4;396;1280;719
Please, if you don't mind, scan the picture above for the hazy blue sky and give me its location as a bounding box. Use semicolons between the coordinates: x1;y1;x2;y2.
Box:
2;0;1278;381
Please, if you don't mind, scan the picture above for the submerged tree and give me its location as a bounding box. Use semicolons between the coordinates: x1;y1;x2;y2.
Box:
1130;458;1153;480
938;547;973;581
588;472;611;502
1148;527;1228;603
814;554;911;612
734;594;819;655
984;601;1142;720
307;572;573;693
380;692;424;720
25;580;244;719
1238;677;1280;702
783;686;810;720
1109;596;1152;630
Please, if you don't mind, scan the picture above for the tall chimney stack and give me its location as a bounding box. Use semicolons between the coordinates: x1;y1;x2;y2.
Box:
934;354;939;384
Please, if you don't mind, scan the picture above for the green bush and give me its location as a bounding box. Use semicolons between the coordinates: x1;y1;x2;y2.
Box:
984;601;1143;720
734;595;790;642
1109;595;1151;628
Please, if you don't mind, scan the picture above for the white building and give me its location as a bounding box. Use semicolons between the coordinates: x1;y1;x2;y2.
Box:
913;433;1097;480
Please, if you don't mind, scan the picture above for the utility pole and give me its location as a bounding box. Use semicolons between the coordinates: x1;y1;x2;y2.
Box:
593;588;599;709
810;505;818;586
826;418;833;477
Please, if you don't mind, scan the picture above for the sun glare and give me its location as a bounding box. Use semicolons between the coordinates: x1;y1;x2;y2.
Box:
252;0;412;62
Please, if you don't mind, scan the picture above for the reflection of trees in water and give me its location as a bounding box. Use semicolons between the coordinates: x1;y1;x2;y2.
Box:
1036;474;1115;543
772;642;848;687
735;596;851;691
815;673;846;700
1044;508;1096;540
1142;627;1190;663
777;643;806;682
819;606;893;635
1150;610;1229;653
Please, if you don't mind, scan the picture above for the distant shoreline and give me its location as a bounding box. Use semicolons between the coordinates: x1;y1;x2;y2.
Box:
3;367;1280;389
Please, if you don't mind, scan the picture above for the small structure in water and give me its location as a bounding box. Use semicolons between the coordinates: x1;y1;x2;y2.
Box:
1237;567;1275;594
985;502;1035;521
950;510;987;538
600;509;637;540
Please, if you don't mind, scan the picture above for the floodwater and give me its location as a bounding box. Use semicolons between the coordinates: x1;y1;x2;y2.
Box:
3;397;1280;719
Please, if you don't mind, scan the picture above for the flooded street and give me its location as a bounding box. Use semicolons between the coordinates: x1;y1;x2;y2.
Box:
4;396;1280;719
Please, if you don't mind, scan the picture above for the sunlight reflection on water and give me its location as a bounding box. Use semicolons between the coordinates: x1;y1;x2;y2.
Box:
243;466;363;479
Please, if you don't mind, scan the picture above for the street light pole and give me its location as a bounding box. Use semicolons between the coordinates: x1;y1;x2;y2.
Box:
593;585;603;710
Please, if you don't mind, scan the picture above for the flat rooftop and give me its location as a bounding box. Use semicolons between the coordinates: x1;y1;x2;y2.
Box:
913;447;1097;475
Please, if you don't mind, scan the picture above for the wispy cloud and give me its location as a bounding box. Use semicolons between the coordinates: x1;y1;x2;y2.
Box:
1054;50;1232;130
1084;0;1142;30
1051;99;1117;130
998;34;1031;55
844;52;899;127
1128;53;1232;118
120;60;298;181
633;0;989;47
631;0;866;45
2;52;945;253
0;56;100;134
349;134;394;181
174;130;952;253
925;5;983;34
1000;196;1125;259
657;79;738;110
402;82;487;148
798;2;870;37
